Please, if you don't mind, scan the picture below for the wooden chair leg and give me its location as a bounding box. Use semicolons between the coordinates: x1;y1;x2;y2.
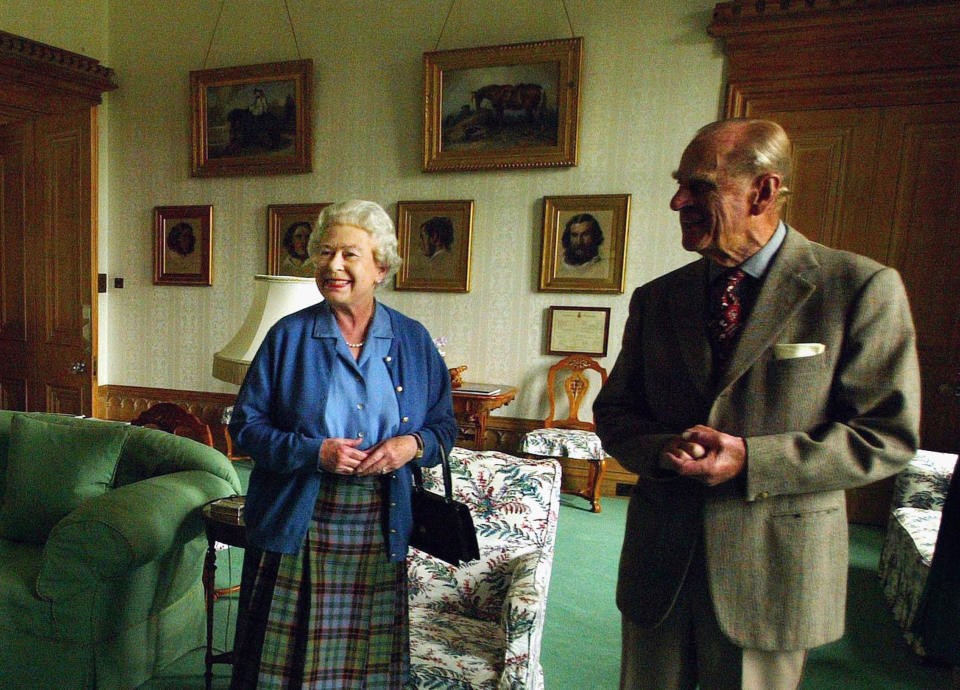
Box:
584;457;606;513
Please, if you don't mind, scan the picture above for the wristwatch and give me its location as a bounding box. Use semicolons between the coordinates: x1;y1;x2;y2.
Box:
412;432;424;459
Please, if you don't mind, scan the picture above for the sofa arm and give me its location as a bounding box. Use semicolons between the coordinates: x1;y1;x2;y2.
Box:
499;550;552;690
36;470;238;600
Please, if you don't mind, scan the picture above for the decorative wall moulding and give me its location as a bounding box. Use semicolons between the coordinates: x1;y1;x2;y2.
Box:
0;30;116;101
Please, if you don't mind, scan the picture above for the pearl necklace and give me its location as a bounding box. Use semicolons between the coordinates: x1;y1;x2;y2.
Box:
346;341;364;349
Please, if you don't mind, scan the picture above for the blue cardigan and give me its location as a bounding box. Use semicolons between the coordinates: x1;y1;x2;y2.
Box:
229;301;457;559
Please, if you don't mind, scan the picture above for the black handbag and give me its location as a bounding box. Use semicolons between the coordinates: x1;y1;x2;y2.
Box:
409;446;480;566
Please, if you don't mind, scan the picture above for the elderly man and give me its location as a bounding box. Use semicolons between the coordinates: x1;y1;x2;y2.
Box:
594;118;920;689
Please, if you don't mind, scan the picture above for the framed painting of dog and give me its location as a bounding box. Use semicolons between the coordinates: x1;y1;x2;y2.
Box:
422;38;583;172
190;59;313;177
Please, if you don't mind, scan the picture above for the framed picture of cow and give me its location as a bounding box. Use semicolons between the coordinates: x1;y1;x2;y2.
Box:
422;37;583;172
190;59;313;177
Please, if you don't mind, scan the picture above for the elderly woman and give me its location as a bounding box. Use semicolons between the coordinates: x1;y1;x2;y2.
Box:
229;199;457;688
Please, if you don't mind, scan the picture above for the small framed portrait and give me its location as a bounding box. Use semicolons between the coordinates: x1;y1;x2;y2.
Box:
153;205;213;286
422;37;583;172
395;200;474;292
546;306;611;357
190;59;313;177
539;194;631;293
267;203;331;277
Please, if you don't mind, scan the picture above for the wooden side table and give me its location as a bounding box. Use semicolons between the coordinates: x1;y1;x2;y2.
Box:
201;497;247;690
451;384;518;450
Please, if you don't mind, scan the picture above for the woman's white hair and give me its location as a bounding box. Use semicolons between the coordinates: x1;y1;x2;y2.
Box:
307;199;402;285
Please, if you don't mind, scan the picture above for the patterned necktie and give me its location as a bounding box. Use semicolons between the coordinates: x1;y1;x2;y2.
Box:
708;268;749;368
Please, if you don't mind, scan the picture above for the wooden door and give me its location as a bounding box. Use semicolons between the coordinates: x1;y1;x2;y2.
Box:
32;109;97;414
878;104;960;454
0;32;114;415
751;104;960;454
0;110;95;414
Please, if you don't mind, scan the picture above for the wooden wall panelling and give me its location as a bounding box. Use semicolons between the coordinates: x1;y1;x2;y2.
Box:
97;385;639;497
97;384;237;457
709;0;960;524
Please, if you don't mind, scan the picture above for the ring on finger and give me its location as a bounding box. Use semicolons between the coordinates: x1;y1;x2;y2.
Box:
381;467;388;474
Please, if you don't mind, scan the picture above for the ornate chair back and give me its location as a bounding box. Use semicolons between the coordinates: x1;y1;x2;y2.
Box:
130;402;215;447
520;354;609;512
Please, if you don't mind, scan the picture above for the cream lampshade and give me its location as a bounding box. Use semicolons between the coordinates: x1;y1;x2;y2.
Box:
212;274;320;385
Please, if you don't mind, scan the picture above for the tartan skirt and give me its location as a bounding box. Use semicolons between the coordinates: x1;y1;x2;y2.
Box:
230;475;410;689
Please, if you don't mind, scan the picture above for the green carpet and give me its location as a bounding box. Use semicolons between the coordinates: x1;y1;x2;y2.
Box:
140;477;952;688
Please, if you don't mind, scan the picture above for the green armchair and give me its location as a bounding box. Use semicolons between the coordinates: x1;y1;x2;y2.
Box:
0;411;241;689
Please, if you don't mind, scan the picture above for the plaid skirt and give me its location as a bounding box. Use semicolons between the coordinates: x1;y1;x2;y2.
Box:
230;475;410;689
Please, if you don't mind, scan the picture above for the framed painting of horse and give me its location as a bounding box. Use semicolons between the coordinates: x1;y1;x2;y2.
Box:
422;37;583;172
190;59;313;177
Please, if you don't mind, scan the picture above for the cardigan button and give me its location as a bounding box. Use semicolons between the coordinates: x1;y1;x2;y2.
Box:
401;416;409;423
385;356;392;362
396;385;403;392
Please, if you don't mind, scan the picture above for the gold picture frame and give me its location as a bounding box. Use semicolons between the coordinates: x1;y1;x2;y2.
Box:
190;59;313;177
547;306;611;357
539;194;631;293
422;37;583;172
153;205;213;286
267;203;331;277
395;200;474;292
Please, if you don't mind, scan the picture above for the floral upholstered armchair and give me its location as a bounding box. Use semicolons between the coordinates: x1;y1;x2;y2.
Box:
407;447;562;689
878;448;958;654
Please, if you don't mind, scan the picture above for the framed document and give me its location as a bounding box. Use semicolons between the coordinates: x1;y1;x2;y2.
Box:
546;306;611;357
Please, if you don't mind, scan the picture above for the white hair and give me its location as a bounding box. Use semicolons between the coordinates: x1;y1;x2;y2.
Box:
307;199;402;284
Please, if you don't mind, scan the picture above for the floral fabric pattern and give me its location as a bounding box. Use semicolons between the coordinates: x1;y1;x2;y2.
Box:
878;449;958;655
407;448;561;689
519;428;605;461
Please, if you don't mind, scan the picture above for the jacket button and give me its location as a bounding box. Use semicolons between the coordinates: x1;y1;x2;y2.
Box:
396;385;403;392
385;356;392;362
401;416;409;423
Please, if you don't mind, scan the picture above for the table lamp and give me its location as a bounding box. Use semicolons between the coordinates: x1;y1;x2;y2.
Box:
212;274;320;385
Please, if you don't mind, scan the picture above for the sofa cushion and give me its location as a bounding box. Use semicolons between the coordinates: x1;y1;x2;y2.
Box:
0;415;126;544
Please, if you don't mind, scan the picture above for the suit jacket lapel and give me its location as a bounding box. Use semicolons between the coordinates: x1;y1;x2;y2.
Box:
669;259;714;400
717;228;820;392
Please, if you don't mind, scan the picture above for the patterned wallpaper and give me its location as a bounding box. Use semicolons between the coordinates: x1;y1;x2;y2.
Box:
15;0;723;421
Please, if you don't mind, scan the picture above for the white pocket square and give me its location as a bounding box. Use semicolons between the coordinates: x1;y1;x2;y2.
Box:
773;343;825;360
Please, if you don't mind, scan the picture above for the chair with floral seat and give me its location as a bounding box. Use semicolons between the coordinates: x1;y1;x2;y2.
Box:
519;354;609;512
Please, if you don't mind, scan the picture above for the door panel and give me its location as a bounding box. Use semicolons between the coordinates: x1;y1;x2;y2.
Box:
880;105;960;453
33;111;93;416
0;122;31;411
746;107;884;258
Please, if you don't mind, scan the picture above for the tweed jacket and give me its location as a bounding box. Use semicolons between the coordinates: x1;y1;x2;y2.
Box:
593;227;920;651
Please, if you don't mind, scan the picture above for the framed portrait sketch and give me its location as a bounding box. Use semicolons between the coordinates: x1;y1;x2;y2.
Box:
190;59;313;177
546;306;611;357
539;194;631;293
267;203;331;277
422;37;583;172
394;200;474;292
153;205;213;286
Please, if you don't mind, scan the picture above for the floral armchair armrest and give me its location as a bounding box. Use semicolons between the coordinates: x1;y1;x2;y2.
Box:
500;549;553;690
892;450;958;511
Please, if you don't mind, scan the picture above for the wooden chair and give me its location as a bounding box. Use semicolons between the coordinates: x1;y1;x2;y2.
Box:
130;402;215;447
519;355;609;512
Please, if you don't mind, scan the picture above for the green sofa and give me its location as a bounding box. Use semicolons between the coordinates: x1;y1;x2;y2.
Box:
0;411;241;688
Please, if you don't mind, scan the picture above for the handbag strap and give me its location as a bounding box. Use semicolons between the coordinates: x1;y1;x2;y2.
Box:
411;441;453;500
